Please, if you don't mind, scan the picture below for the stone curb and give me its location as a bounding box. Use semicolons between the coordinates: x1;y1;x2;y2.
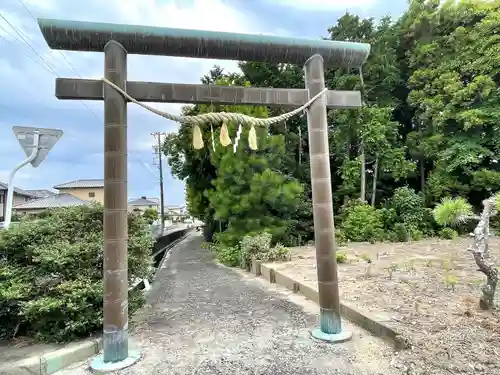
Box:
252;259;406;351
0;338;101;375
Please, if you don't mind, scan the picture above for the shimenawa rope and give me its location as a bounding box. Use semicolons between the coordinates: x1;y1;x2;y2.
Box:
101;77;327;127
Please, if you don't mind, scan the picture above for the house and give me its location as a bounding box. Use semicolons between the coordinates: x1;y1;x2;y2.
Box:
164;205;188;222
0;182;45;221
13;193;91;216
128;197;159;212
54;179;104;204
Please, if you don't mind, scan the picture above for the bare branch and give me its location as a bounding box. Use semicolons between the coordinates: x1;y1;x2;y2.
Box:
460;215;481;221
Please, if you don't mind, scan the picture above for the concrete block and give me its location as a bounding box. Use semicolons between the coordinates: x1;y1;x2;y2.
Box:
43;339;101;374
274;271;296;292
339;302;400;348
296;282;319;304
251;259;261;275
0;339;102;375
260;264;272;281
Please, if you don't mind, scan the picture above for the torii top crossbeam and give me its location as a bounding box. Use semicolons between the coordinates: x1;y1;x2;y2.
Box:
37;18;370;67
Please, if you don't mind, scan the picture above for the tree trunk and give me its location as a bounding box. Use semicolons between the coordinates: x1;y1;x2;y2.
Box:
360;140;366;202
469;197;498;310
371;155;378;207
419;157;425;191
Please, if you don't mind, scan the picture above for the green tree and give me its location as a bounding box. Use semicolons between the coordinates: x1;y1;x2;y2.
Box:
208;123;303;248
404;0;500;205
325;13;412;205
164;72;305;244
142;208;158;224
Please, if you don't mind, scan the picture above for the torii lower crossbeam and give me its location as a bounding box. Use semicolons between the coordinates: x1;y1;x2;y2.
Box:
55;78;361;108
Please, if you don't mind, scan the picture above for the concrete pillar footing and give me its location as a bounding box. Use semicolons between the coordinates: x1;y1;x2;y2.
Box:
310;327;352;343
90;349;140;373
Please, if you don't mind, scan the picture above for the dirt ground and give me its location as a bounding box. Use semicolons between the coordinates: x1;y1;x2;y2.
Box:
265;237;500;375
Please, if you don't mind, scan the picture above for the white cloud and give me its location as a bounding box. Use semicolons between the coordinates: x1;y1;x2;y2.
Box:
271;0;377;11
0;170;32;183
0;0;273;202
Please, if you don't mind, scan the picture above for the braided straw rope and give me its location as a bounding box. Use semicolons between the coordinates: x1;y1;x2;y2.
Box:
102;78;327;126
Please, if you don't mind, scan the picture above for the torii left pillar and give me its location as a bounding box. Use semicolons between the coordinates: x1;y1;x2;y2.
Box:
92;41;140;371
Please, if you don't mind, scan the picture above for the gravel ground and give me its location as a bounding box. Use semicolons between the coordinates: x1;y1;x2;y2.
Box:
275;240;500;374
57;233;399;375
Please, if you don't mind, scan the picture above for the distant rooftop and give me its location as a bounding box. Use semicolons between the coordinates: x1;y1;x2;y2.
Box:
0;182;39;197
23;189;57;198
13;193;90;210
164;205;187;215
165;204;185;209
128;197;159;206
54;179;104;189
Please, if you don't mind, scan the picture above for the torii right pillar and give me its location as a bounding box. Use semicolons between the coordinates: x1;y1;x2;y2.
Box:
304;54;351;343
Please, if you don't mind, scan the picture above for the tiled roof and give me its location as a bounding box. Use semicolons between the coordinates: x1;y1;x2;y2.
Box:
54;179;104;189
13;193;90;210
128;197;159;206
165;205;185;210
0;182;38;197
23;189;57;198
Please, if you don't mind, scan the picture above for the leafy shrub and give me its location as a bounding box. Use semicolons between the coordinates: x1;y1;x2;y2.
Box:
393;223;409;242
142;208;158;225
340;201;384;243
420;208;439;236
214;245;241;267
336;251;347;263
266;242;291;262
240;232;272;268
433;197;473;227
334;229;347;247
439;228;458;239
284;193;314;247
491;215;500;235
379;207;398;231
380;187;438;238
0;205;153;342
409;226;423;241
389;187;426;225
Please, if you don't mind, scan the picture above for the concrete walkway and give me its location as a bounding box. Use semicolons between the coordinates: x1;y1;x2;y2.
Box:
58;233;398;375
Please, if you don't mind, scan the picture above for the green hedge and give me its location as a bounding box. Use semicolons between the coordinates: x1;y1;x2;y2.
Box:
0;205;153;342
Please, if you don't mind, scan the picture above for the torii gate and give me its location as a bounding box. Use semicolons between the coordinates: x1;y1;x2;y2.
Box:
38;18;370;372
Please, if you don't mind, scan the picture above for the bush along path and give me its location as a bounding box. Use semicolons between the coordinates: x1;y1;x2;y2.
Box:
0;205;154;343
56;232;398;375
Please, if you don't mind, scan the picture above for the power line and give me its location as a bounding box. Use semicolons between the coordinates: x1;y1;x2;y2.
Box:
17;0;35;18
0;12;59;75
3;4;157;180
0;32;56;75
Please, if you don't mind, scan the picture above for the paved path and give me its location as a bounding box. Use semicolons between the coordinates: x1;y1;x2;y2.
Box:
59;233;398;375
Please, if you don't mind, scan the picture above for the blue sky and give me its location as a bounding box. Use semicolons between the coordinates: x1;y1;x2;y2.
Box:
0;0;406;205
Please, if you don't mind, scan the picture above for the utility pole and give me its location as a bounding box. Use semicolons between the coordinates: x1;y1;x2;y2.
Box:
151;132;166;235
